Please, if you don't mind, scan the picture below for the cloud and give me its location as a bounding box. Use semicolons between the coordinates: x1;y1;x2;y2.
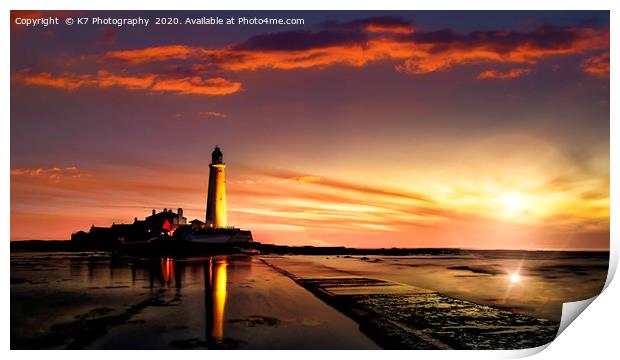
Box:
103;24;608;76
105;45;200;64
17;70;156;91
11;166;201;205
342;16;415;34
198;111;228;118
233;30;368;51
322;16;415;35
96;70;156;89
151;76;241;95
395;27;608;75
15;70;241;96
581;52;610;78
288;175;325;184
19;71;96;90
12;18;609;100
11;166;85;181
261;169;434;203
231;175;496;236
476;68;532;80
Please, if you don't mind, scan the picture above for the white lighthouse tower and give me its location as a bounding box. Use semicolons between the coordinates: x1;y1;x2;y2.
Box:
205;146;227;228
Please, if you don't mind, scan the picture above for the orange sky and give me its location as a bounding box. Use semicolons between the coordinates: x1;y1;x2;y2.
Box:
10;11;610;249
10;133;609;249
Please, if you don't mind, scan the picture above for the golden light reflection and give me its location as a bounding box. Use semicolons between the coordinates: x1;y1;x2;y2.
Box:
500;261;525;303
213;261;227;341
160;258;175;286
206;258;228;346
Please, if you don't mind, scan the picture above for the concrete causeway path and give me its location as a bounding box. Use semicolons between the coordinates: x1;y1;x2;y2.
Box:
261;256;559;350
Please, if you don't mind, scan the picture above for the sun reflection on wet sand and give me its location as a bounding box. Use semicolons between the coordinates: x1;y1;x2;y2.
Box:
498;260;526;305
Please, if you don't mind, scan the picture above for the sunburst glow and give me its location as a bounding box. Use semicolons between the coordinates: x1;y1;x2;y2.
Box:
499;193;527;217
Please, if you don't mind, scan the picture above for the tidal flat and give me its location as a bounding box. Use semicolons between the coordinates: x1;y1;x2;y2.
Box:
10;251;607;349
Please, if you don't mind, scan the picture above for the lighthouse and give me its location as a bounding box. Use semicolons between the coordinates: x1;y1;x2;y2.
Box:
205;146;227;228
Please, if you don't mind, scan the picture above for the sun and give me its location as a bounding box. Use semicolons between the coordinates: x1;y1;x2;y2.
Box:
510;272;521;283
499;193;527;216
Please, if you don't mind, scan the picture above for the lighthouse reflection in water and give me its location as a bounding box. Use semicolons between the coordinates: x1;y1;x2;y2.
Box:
158;257;229;347
205;258;227;345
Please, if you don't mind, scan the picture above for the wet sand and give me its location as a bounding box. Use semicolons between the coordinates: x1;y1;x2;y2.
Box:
11;251;606;349
11;253;379;349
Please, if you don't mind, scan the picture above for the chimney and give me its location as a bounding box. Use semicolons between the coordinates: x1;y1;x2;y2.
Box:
178;208;183;218
164;208;167;213
152;209;156;216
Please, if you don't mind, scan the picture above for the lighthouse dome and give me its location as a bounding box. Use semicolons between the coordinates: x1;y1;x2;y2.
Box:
211;146;223;164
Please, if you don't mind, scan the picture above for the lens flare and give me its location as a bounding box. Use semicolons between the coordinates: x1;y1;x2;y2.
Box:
510;273;521;283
